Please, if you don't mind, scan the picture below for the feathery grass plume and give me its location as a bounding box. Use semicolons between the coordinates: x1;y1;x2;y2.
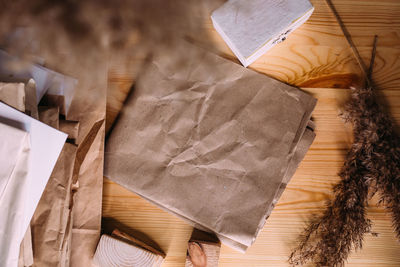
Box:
290;2;400;265
290;33;400;266
288;86;374;266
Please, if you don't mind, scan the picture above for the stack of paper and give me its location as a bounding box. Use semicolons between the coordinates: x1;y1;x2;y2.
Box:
0;39;105;266
211;0;314;67
0;102;67;267
0;49;70;266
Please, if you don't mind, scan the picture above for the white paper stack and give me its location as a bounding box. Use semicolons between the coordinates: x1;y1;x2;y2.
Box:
211;0;314;67
0;102;67;266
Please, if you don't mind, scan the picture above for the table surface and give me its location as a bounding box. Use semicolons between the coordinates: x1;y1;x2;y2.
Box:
103;0;400;266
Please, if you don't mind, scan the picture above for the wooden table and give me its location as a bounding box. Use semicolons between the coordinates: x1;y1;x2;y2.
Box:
103;0;400;266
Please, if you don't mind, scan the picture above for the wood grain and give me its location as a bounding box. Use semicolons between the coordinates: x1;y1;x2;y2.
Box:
104;0;400;266
93;235;164;267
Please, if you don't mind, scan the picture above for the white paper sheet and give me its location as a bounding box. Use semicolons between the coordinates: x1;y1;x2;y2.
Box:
0;125;30;267
0;123;30;267
0;102;67;267
0;123;28;204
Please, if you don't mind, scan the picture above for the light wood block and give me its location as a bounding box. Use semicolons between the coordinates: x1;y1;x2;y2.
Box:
93;235;164;267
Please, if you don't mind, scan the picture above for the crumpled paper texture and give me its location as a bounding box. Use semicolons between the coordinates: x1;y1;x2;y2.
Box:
67;61;107;266
30;76;106;266
0;46;105;265
105;42;316;252
30;143;77;267
26;59;106;266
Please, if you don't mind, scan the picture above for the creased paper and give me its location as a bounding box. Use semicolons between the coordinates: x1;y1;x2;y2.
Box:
31;143;77;267
0;101;67;248
105;42;316;252
0;122;30;267
67;59;107;266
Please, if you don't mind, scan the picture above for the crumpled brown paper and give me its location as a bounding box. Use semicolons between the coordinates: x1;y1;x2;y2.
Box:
67;62;107;267
30;142;77;267
30;77;106;266
0;45;105;265
104;42;316;252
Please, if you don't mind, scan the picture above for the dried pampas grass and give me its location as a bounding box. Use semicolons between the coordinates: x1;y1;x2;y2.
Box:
289;10;400;266
289;82;400;266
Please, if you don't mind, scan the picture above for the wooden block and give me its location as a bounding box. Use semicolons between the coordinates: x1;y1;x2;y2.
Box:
93;234;164;267
185;229;221;267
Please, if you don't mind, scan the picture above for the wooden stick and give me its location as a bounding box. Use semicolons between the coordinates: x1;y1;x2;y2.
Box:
324;0;371;87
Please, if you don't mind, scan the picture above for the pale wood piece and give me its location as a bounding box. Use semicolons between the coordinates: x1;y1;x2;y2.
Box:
93;235;163;267
104;0;400;266
112;229;165;258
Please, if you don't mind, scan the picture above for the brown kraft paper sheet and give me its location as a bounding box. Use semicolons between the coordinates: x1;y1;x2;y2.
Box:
30;143;77;267
104;42;316;252
67;62;107;267
30;61;106;266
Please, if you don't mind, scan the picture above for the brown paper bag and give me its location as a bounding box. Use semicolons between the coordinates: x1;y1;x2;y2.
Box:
104;42;316;252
